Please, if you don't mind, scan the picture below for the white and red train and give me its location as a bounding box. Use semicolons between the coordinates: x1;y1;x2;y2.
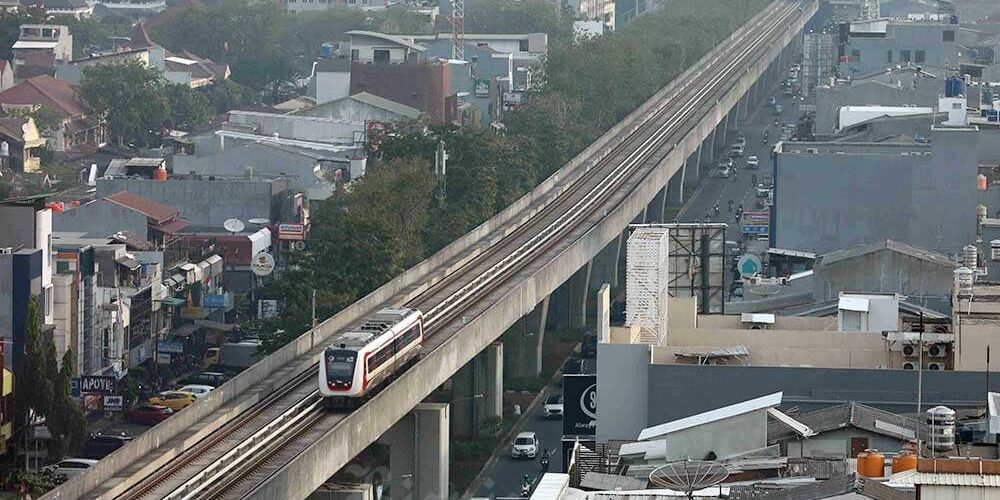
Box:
318;308;424;407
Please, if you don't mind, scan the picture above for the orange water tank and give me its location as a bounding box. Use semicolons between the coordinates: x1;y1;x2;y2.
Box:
153;167;168;181
891;450;917;473
857;449;885;478
979;174;989;191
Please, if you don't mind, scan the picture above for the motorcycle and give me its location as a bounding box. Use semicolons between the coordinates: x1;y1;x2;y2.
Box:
540;454;550;472
713;204;720;216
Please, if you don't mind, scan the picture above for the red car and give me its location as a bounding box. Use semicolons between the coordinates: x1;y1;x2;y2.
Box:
128;404;173;425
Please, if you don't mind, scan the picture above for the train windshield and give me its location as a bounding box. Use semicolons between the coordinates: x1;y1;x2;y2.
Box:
325;349;356;380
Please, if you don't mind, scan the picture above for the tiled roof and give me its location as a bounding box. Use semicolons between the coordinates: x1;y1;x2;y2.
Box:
0;75;89;118
0;117;28;141
105;190;178;224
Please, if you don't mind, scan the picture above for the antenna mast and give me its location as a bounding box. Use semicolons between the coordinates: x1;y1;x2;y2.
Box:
451;0;464;61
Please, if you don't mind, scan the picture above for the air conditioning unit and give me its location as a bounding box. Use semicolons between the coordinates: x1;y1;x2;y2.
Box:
806;148;818;154
0;247;12;255
903;344;919;357
903;361;917;370
927;362;945;371
928;343;948;358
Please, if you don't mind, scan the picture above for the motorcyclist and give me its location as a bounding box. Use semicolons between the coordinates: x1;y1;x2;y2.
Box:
728;200;734;212
713;203;720;215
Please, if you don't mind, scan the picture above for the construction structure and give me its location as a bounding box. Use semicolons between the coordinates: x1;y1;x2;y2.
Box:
625;226;670;344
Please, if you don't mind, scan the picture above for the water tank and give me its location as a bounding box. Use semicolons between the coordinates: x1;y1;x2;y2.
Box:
891;450;918;473
320;42;335;59
954;266;974;294
926;406;956;452
945;76;965;98
978;174;988;192
983;88;994;105
963;244;978;269
153;167;168;181
979;204;989;220
857;449;885;477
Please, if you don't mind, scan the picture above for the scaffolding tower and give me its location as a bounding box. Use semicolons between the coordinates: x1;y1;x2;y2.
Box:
625;227;670;345
451;0;465;61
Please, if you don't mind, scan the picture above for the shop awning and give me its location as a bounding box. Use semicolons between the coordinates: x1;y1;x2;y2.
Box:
115;255;140;271
194;319;237;332
159;296;186;306
172;323;201;337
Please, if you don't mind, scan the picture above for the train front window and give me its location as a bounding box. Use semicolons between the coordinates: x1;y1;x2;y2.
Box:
326;350;356;380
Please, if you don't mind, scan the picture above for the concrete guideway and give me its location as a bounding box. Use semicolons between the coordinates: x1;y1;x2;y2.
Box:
239;3;816;500
41;2;814;499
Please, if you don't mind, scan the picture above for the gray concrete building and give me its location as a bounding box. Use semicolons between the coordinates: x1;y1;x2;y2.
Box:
815;67;943;134
773;127;979;255
839;20;962;78
95;178;290;229
811;239;958;302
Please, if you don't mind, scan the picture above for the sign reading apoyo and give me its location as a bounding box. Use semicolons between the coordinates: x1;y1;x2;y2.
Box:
563;374;596;436
80;376;116;395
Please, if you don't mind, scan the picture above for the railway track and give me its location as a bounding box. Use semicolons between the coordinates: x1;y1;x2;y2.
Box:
116;3;807;498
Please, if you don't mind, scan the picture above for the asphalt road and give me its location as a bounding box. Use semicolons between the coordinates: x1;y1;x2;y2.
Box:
471;75;807;500
676;89;803;227
473;392;564;499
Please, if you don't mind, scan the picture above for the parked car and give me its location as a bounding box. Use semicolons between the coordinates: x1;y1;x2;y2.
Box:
719;157;734;168
44;458;99;478
149;390;196;411
511;431;540;459
544;394;564;419
81;433;132;459
181;371;229;387
730;144;744;157
178;384;215;399
746;155;759;169
712;165;731;178
128;404;173;425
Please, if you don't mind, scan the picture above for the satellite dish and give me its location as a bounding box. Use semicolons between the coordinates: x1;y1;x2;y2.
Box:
251;252;276;277
248;218;270;226
292;241;306;251
649;461;729;498
223;218;245;233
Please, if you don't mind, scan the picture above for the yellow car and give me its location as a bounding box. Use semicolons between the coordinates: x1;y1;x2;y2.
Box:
149;391;196;411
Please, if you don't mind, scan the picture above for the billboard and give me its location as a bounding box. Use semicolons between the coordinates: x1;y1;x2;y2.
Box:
563;374;597;436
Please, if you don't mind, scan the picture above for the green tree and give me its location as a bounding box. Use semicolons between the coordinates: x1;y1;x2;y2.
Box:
461;0;570;39
0;8;46;60
287;9;370;62
47;348;86;456
14;296;52;431
3;105;63;137
164;84;211;130
201;79;247;115
80;59;167;148
372;5;432;35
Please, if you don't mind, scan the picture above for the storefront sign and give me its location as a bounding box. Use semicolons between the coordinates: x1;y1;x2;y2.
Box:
80;376;116;395
563;374;597;436
277;223;305;241
103;395;124;411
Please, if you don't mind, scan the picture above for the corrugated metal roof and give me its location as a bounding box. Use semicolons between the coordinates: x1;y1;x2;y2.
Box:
909;472;1000;486
639;392;782;441
528;473;568;500
818;239;957;268
754;474;913;500
767;408;816;438
768;402;925;443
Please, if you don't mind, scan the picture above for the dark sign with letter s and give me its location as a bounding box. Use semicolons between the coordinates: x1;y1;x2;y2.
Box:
563;374;596;436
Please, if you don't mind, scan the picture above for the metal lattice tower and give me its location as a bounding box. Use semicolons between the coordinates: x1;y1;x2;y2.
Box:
626;227;670;345
451;0;465;61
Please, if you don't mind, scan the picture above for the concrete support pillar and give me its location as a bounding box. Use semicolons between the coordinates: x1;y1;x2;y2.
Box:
590;232;624;299
548;263;592;331
380;403;449;500
646;186;666;224
596;283;610;344
503;297;547;379
721;113;731;146
451;342;503;437
735;95;745;123
706;128;717;163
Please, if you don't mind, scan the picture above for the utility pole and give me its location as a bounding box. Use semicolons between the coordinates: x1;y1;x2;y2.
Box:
435;140;448;204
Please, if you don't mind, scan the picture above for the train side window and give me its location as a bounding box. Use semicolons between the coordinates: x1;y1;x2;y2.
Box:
368;344;393;373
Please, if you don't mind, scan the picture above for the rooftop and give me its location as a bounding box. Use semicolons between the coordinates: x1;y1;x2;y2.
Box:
105;191;179;224
344;30;427;52
0;75;90;118
638;392;783;441
816;239;957;268
767;402;924;443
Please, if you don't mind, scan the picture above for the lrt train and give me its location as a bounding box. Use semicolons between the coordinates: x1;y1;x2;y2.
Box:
319;308;424;408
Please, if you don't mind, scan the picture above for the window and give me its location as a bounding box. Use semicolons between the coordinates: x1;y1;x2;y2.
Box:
367;343;393;373
519;39;529;52
851;49;860;61
56;261;70;273
394;325;421;352
351;49;359;61
373;49;390;63
915;50;925;63
887;50;892;63
900;50;911;62
943;30;955;42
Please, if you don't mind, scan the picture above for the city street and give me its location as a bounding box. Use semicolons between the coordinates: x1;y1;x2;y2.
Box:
472;391;564;498
677;87;803;228
470;76;806;500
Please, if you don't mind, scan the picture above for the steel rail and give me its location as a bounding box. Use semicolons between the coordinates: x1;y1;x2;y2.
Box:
120;3;803;497
182;3;804;498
